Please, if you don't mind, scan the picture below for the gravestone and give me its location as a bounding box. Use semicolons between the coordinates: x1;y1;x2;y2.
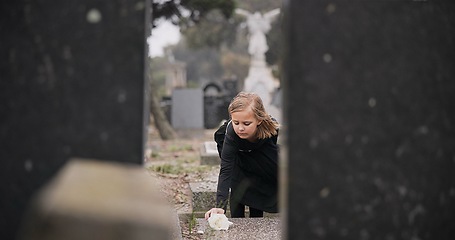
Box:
0;1;149;239
189;181;218;212
171;88;204;129
200;141;220;165
164;60;187;96
20;159;177;240
203;80;239;129
203;83;224;129
196;217;281;239
222;78;238;100
282;1;455;240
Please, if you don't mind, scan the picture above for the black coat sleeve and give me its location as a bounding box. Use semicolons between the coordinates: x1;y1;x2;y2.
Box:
215;123;238;210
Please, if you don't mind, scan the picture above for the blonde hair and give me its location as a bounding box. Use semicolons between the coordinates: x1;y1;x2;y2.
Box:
228;92;279;139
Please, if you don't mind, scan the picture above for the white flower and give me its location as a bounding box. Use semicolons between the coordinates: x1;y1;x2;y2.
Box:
207;213;233;230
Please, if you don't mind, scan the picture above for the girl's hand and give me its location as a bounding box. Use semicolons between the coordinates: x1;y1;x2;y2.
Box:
204;208;225;220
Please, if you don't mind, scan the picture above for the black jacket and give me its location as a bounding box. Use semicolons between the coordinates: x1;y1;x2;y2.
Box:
214;120;279;213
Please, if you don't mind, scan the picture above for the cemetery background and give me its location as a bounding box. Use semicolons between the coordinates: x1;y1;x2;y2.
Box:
148;1;455;239
144;121;216;240
149;0;283;130
146;1;285;238
2;0;454;239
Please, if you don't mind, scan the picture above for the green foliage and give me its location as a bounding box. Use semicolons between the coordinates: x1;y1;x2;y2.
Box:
188;212;197;234
148;162;211;175
220;49;249;81
182;10;241;49
151;0;236;28
151;163;181;175
147;142;211;175
168;143;193;152
172;40;224;83
236;0;282;12
184;0;236;21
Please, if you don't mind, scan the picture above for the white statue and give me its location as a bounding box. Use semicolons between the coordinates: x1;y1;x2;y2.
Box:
235;8;282;122
235;8;281;62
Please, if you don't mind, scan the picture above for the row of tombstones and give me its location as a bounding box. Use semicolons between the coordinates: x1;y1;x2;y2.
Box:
161;79;238;129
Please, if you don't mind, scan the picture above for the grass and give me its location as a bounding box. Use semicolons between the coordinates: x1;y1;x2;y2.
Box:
188;212;197;234
168;143;194;152
150;163;181;175
148;160;212;175
146;140;213;175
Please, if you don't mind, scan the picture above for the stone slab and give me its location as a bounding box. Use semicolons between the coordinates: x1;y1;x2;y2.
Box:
172;88;204;129
196;217;281;239
0;1;149;238
189;181;218;212
283;1;455;239
20;159;177;240
200;141;221;165
188;173;279;218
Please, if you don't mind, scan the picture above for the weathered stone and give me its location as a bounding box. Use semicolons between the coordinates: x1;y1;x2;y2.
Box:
0;1;149;238
190;181;218;212
196;217;281;239
282;1;455;239
200;141;221;165
20;159;177;240
188;167;279;219
171;89;204;129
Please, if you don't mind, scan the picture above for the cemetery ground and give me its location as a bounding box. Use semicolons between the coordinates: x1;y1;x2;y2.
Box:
145;124;218;239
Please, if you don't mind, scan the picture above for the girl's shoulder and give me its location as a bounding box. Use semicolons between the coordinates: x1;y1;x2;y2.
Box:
214;120;236;142
226;121;239;141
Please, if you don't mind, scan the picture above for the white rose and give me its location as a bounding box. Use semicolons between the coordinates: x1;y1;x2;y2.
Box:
207;213;233;230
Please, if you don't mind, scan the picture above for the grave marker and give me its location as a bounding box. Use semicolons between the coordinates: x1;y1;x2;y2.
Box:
282;1;455;239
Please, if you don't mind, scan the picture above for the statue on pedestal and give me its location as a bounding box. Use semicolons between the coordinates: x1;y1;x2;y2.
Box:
235;8;281;63
236;8;281;120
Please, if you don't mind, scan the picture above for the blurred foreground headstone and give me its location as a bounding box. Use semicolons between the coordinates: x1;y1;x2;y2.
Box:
0;1;149;238
282;1;455;239
20;159;177;240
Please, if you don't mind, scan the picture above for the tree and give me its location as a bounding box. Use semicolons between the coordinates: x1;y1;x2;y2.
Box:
148;57;175;140
151;0;236;28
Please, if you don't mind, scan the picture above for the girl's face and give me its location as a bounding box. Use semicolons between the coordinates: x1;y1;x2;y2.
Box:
231;107;262;142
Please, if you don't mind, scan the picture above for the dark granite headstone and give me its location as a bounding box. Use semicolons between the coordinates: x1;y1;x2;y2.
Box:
282;1;455;240
203;82;223;128
0;1;149;239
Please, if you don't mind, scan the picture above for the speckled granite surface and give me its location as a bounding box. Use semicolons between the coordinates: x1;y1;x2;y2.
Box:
196;217;281;239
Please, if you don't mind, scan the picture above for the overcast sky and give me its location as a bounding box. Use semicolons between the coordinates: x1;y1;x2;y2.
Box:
147;20;181;58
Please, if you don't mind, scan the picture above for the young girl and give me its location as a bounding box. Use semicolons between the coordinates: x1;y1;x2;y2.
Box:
205;92;279;219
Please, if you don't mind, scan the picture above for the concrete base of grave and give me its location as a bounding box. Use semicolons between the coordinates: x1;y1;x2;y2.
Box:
200;141;220;165
20;159;180;240
196;217;281;239
189;180;218;212
188;174;279;218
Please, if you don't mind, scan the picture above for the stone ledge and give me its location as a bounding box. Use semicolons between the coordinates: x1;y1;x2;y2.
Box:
20;158;179;240
196;217;281;239
200;141;220;165
189;180;217;212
